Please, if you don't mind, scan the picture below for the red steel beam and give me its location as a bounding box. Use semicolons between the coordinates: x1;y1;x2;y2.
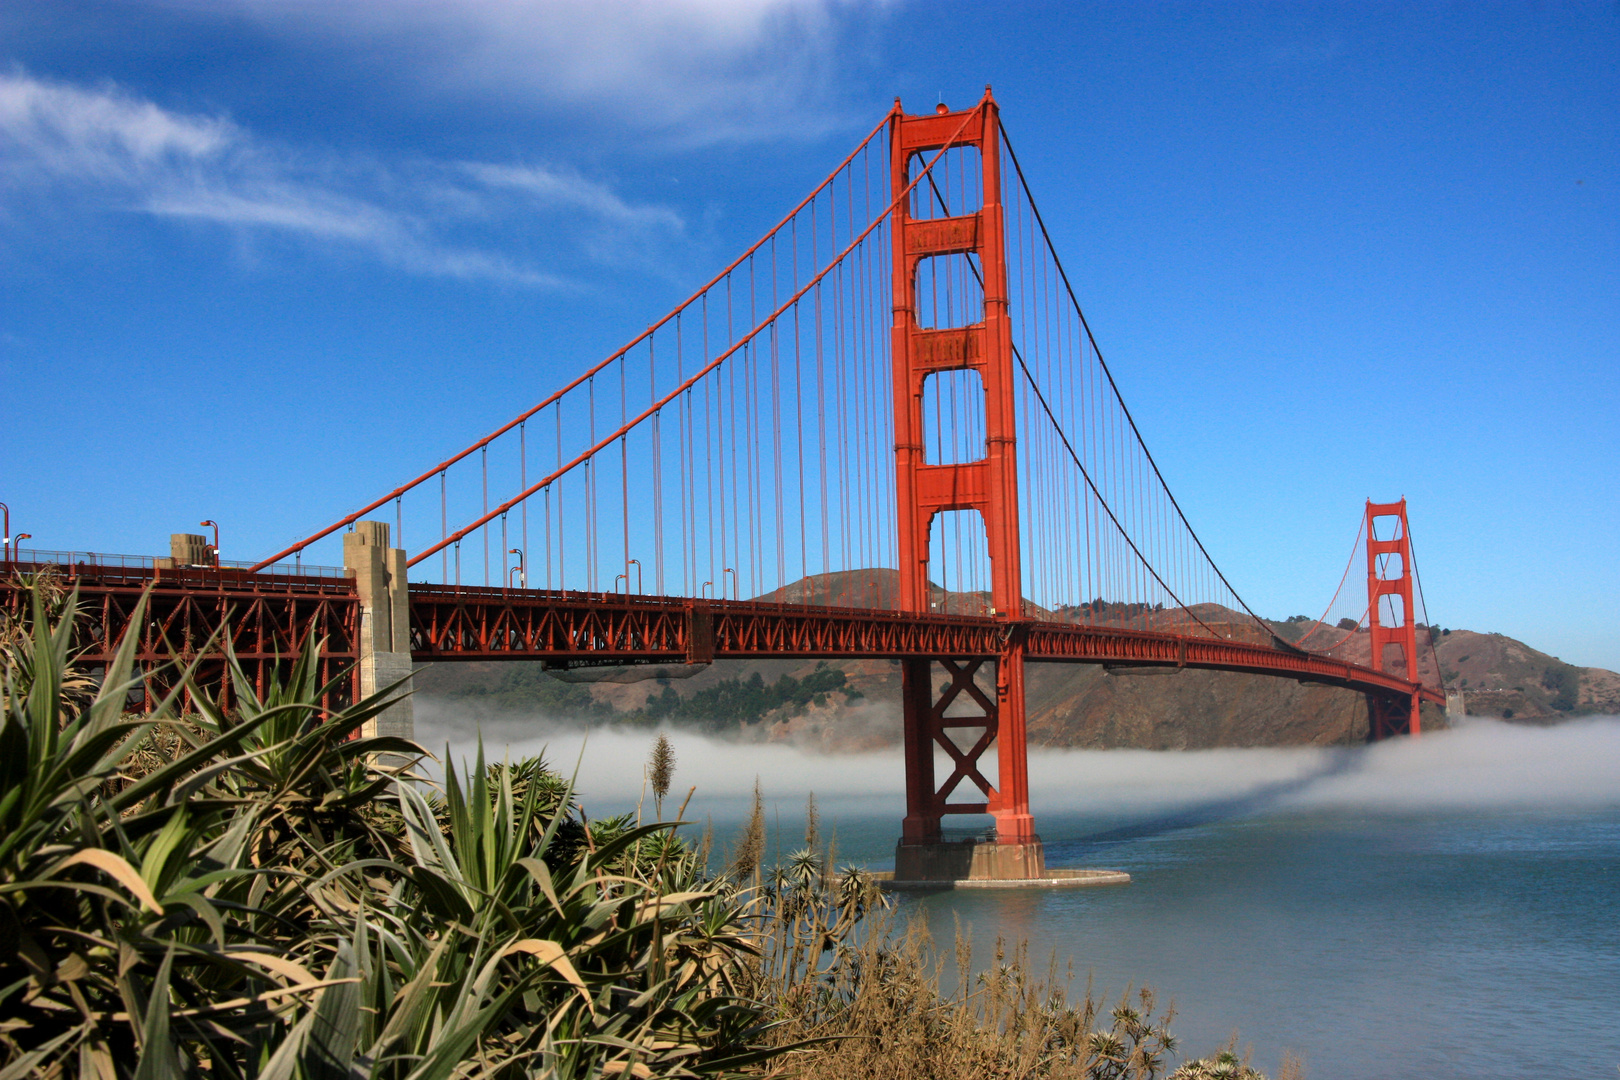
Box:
4;566;1437;714
406;584;1442;707
2;562;361;712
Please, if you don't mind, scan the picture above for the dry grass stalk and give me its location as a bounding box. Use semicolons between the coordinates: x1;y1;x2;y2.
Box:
735;827;1300;1080
756;895;1181;1080
731;775;766;880
648;731;676;817
804;791;820;851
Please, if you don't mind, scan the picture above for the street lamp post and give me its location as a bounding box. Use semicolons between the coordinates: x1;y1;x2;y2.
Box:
199;520;220;566
0;502;9;564
627;558;643;596
14;534;31;562
723;567;737;602
508;548;525;589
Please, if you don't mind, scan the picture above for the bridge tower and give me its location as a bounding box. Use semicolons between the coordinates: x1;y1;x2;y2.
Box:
1365;498;1422;739
890;89;1043;880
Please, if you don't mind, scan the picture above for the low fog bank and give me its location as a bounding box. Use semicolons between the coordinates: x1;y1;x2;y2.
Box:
414;696;903;807
1030;715;1620;816
415;698;1620;820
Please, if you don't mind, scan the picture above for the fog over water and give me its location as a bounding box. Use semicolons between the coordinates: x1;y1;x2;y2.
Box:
415;699;1620;830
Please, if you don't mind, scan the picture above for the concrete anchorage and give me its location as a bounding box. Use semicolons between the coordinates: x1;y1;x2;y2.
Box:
160;532;213;569
343;521;415;741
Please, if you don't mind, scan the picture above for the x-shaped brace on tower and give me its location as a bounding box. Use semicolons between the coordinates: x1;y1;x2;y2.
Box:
931;658;999;809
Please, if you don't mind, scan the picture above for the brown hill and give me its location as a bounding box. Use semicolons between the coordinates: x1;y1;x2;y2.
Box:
1431;629;1619;721
414;574;1618;748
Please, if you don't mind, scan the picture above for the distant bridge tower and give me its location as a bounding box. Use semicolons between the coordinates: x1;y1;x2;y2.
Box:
890;89;1042;880
1365;498;1422;739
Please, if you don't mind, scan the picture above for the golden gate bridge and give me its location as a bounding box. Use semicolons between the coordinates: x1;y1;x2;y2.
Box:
3;90;1444;882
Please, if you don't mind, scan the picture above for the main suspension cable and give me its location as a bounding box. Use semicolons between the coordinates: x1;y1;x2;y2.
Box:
998;119;1274;640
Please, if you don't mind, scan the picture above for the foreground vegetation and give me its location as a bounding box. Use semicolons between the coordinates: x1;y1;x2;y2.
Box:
0;576;1298;1078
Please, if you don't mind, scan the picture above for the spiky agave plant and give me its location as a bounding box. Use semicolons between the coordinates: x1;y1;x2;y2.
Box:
0;577;808;1079
380;738;792;1078
0;566;98;716
0;585;315;1076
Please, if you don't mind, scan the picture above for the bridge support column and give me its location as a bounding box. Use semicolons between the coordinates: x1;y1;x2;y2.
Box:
1366;691;1423;741
894;647;1045;882
899;658;938;843
994;631;1036;846
889;91;1043;881
343;521;414;741
1365;499;1424;741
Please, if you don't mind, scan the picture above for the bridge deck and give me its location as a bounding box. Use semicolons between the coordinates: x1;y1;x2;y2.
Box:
3;564;1441;709
407;582;1442;705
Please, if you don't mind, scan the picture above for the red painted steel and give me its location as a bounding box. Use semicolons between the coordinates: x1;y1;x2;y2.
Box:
3;567;1441;729
890;90;1034;844
404;585;1442;707
1366;498;1423;738
2;561;360;713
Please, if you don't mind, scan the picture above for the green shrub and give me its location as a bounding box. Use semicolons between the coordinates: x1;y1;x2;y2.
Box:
0;583;782;1079
1542;661;1581;713
637;664;856;730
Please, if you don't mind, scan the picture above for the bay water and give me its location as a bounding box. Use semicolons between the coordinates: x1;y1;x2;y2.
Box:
418;704;1620;1079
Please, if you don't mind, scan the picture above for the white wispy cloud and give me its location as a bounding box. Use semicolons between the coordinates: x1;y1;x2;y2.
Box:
144;185;396;243
215;0;890;144
462;162;684;231
143;182;567;286
0;70;679;285
0;71;233;181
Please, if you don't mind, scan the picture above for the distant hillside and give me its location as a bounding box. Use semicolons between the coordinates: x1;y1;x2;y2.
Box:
414;571;1618;749
417;655;901;752
1431;628;1619;721
1259;615;1620;722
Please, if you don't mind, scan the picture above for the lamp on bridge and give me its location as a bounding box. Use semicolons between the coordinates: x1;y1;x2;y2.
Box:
508;548;525;588
199;520;220;566
13;534;30;559
1;501;9;563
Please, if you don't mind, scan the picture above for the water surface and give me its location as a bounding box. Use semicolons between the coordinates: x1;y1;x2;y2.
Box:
419;706;1620;1079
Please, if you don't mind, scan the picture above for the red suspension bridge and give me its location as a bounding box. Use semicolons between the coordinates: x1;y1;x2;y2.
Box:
6;90;1444;881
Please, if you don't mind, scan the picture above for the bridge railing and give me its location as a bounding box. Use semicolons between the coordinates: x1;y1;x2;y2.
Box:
10;548;157;572
9;548;349;579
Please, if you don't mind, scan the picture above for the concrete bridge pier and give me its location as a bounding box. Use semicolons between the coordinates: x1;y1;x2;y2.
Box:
343;521;414;741
894;646;1047;883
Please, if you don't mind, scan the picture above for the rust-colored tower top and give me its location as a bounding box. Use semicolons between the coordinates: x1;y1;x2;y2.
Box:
1366;498;1421;736
888;88;1022;620
890;91;1038;854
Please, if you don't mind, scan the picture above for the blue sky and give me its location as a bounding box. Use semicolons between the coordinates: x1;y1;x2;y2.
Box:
2;1;1616;669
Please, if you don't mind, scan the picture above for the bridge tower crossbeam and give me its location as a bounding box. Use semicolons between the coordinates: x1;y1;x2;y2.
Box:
1365;498;1423;739
890;89;1043;880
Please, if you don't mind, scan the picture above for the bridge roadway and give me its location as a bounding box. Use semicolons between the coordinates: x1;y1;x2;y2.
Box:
13;560;1441;711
